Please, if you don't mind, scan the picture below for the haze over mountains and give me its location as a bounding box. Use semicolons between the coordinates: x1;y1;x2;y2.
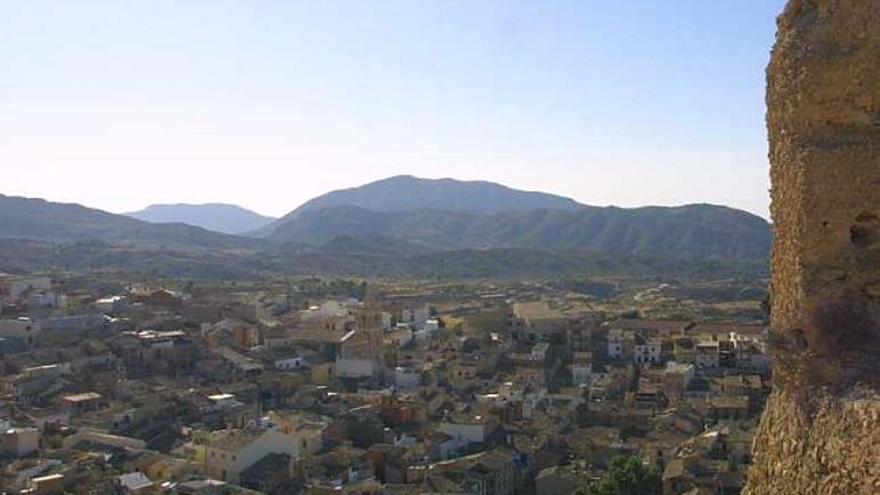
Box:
256;176;770;261
0;176;772;279
0;194;252;249
126;203;275;235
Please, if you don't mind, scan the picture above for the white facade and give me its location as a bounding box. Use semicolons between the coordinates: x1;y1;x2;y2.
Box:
2;428;39;458
572;363;592;386
0;318;41;346
530;343;549;362
394;367;420;390
438;419;492;448
334;357;378;378
3;276;52;301
607;329;624;360
634;339;662;364
424;318;440;333
206;427;300;485
275;357;308;371
400;305;430;326
665;362;695;390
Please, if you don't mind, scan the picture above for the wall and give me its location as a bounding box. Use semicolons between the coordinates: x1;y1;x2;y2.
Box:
746;1;880;493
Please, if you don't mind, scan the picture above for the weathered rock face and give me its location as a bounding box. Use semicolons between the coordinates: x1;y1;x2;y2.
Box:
746;1;880;493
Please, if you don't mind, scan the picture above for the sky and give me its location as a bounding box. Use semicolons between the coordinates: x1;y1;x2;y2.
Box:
1;0;787;218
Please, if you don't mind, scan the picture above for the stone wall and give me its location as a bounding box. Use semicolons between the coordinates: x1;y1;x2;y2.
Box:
745;1;880;493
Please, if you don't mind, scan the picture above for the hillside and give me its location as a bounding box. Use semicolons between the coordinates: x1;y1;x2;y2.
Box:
0;194;256;250
259;175;584;235
127;203;275;235
0;177;772;279
264;204;771;261
0;239;767;281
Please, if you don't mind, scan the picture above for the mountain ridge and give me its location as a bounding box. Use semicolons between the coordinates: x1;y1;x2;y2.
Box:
264;203;771;261
257;175;586;237
127;203;275;235
0;176;772;278
0;194;257;250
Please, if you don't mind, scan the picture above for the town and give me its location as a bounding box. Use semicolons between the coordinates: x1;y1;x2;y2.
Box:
0;272;770;495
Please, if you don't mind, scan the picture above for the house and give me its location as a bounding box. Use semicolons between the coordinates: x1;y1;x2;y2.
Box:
62;392;107;415
535;465;596;495
238;453;292;494
2;427;39;458
398;303;431;327
28;473;64;495
662;362;695;400
116;472;155;494
335;330;382;379
634;337;663;365
205;425;302;485
0;275;52;302
94;295;127;314
512;301;569;342
673;338;697;364
266;410;326;456
439;414;499;450
393;366;420;390
530;342;550;363
113;330;199;373
415;448;519;495
275;356;308;371
571;352;593;386
695;341;720;370
0;317;40;347
707;396;750;421
607;329;632;361
567;317;596;353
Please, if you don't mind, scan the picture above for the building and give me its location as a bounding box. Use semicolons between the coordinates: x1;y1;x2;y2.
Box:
0;318;40;346
695;341;720;370
439;414;498;450
2;427;39;458
512;301;568;342
634;337;663;365
571;352;593;386
205;425;301;485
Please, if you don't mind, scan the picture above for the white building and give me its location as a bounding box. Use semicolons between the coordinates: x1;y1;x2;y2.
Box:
394;366;420;390
1;276;52;302
205;426;301;485
664;361;696;392
438;415;497;449
634;338;662;365
530;343;550;362
0;318;41;346
607;329;626;360
571;352;593;386
94;295;127;314
334;357;379;379
400;304;430;327
2;428;39;458
275;357;308;371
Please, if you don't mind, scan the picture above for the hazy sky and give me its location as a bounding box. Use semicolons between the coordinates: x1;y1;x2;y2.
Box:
1;1;786;218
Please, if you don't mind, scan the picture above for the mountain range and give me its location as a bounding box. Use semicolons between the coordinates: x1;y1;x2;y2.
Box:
126;203;275;235
0;194;252;249
0;176;772;279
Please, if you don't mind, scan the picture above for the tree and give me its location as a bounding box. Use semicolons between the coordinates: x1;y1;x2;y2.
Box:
577;456;662;495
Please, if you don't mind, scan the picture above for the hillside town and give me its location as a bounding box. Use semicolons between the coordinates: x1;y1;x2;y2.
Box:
0;273;771;495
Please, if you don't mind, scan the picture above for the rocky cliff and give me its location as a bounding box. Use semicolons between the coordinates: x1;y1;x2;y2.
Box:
745;1;880;493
